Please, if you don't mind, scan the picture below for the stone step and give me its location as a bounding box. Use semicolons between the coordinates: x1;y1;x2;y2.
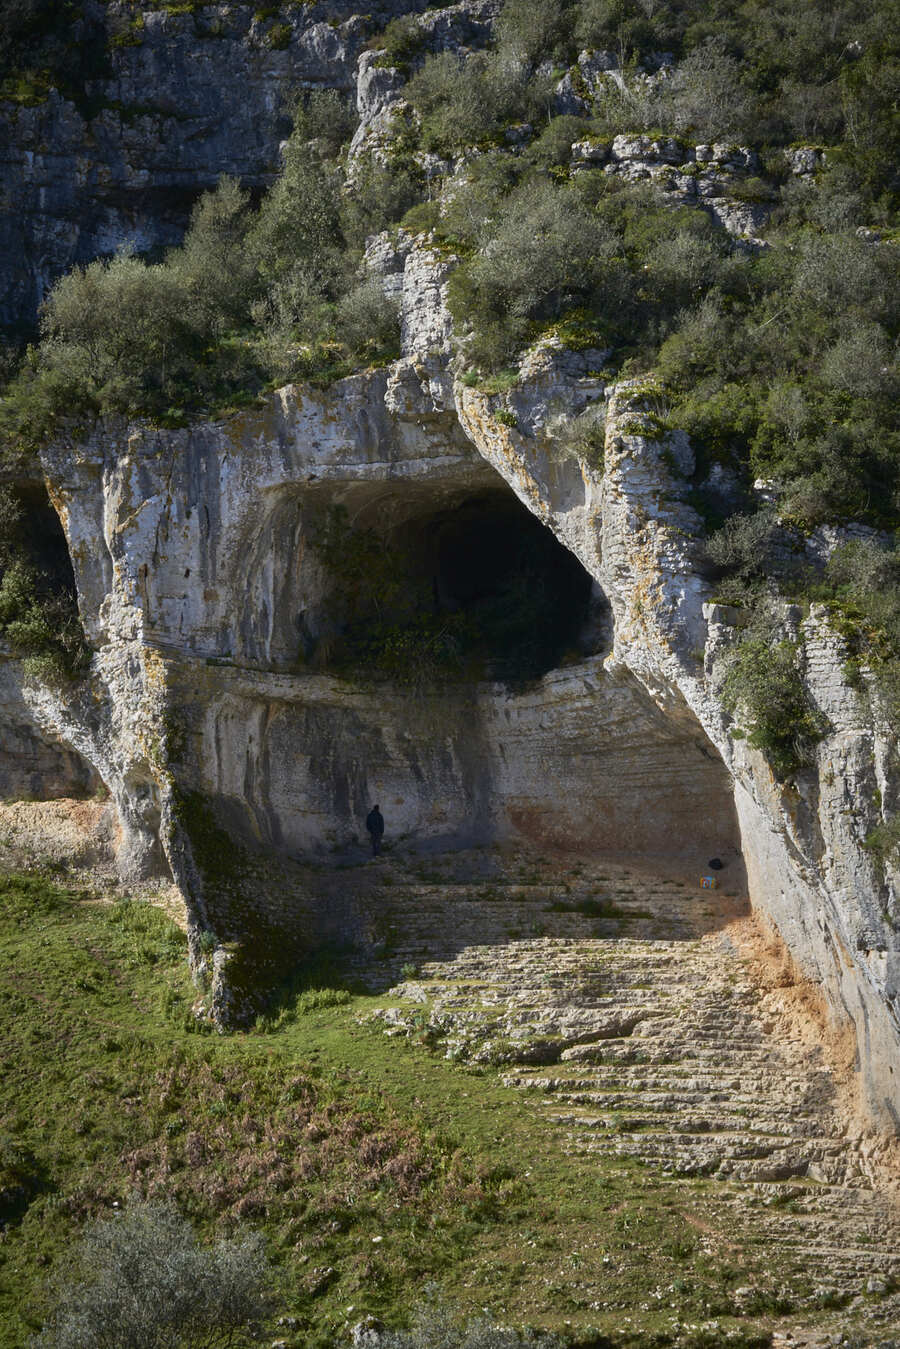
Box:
357;844;900;1322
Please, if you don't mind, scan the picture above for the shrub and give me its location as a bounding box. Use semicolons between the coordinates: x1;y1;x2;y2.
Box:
574;0;660;65
704;510;784;583
525;115;591;169
817;539;900;722
722;636;829;778
655;293;734;391
643;230;735;314
38;253;190;417
197;227;263;345
777;76;843;144
590;67;659;136
865;815;900;865
249;133;344;294
496;0;571;67
246;127;351;374
33;1198;272;1349
295;87;358;157
819;324;896;398
447;177;626;369
438;155;523;247
381;1287;562;1349
0;0;109;109
264;21;291;50
548;402;606;470
2;174;274;438
791;232;897;327
372;14;427;72
334;277;401;360
659;38;756;141
0;484;22;561
405;50;542;153
340;157;425;250
0;563;89;685
0;487;90;685
168;176;257;338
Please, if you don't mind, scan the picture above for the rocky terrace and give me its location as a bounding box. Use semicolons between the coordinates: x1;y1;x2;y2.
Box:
345;845;900;1341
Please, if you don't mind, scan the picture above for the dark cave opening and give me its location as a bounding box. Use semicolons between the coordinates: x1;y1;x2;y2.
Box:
0;481;99;799
312;487;601;686
423;492;598;682
5;482;80;597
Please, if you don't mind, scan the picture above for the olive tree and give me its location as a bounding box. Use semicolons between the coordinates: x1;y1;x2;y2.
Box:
660;37;755;141
447;178;627;369
33;1199;272;1349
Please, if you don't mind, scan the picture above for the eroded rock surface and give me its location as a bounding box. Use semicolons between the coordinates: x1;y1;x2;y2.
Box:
0;228;893;1134
453;360;899;1132
0;3;897;1136
363;846;900;1340
0;0;427;328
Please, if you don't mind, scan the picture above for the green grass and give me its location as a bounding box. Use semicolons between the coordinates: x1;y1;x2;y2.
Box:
0;867;834;1348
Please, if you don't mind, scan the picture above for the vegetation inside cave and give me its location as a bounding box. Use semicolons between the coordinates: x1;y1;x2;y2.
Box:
306;493;597;688
0;482;88;683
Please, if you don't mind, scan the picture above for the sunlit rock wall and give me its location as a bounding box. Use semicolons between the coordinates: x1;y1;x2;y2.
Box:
0;650;98;800
456;370;900;1132
4;231;896;1127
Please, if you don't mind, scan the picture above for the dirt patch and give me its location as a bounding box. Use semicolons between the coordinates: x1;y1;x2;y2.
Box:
0;796;116;872
726;911;900;1191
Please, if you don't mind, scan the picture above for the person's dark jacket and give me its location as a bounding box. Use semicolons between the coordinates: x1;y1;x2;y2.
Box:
366;807;385;838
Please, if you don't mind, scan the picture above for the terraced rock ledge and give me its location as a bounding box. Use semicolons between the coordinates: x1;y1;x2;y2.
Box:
354;845;900;1343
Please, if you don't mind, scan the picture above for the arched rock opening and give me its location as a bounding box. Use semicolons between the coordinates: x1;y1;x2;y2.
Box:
232;479;608;679
6;481;81;604
186;478;742;881
391;490;605;681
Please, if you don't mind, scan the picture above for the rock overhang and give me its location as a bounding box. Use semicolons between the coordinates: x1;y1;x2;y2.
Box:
8;234;897;1127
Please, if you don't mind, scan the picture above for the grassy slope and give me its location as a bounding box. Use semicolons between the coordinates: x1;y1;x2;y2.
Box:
1;868;830;1348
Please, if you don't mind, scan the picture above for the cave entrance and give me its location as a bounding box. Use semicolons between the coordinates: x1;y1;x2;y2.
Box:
425;493;597;682
223;471;742;873
310;485;604;685
0;480;99;801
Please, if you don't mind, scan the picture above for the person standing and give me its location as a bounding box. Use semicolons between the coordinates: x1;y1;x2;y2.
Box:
366;804;385;857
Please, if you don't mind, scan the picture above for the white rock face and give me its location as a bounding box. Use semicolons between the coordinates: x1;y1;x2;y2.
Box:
178;659;738;863
0;650;98;800
456;366;899;1132
7;234;898;1129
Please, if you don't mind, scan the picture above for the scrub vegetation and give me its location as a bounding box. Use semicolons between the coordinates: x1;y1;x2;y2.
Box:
306;502;592;688
1;3;899;1340
0;485;88;685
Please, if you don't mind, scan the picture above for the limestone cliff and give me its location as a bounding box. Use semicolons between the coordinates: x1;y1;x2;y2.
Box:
0;0;431;329
1;2;898;1136
458;368;900;1133
0;225;895;1133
